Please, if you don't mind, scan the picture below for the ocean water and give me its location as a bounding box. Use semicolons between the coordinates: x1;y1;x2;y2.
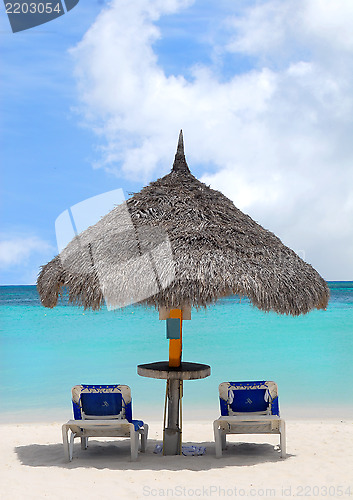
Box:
0;283;352;422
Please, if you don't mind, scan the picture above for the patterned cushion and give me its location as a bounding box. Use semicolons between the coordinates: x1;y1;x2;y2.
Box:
81;392;122;416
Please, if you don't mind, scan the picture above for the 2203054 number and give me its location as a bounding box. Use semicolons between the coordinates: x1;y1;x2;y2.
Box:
5;3;62;14
296;485;352;497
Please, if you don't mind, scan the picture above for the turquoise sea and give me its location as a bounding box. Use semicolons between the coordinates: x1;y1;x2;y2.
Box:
1;283;352;422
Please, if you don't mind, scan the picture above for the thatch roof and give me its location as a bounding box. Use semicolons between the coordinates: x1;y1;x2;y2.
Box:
37;131;329;316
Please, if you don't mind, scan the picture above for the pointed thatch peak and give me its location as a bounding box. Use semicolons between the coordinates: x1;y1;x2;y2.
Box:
171;130;190;174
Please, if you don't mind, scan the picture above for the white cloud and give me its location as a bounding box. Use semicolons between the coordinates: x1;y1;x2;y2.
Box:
0;236;53;269
301;0;353;53
70;0;353;279
225;0;293;57
226;0;353;60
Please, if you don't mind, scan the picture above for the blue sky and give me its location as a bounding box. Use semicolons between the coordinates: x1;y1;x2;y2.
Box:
1;0;353;284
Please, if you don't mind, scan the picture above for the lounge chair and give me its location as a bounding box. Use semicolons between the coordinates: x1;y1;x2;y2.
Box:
62;384;148;462
213;381;286;458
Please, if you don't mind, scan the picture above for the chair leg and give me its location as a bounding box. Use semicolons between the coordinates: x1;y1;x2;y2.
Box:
221;432;227;450
279;420;286;458
213;420;223;458
62;424;70;462
69;431;75;461
130;426;139;461
81;437;88;450
140;424;148;453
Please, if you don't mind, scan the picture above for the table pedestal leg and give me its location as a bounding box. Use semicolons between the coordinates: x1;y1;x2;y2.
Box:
163;378;182;455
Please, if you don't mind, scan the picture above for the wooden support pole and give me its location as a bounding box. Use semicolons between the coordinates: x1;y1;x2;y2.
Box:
163;378;181;455
168;309;182;367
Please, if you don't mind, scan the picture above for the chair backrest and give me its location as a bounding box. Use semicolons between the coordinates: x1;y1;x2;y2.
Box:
71;384;133;421
219;381;280;416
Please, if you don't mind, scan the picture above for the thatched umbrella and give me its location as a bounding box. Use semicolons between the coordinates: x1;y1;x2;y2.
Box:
38;130;329;317
37;131;329;454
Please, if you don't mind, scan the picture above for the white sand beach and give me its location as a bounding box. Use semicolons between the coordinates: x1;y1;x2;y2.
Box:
1;419;352;500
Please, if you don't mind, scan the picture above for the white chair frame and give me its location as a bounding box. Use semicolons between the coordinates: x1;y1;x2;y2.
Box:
62;384;148;462
213;414;286;458
213;382;286;458
62;419;148;462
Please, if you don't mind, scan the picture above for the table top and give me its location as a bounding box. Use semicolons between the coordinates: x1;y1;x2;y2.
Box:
137;361;211;380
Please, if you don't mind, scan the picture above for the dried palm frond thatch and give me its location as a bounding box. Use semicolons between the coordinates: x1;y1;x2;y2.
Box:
37;131;329;316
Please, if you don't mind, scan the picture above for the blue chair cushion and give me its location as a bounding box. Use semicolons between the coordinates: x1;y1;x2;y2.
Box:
229;388;268;413
81;392;123;416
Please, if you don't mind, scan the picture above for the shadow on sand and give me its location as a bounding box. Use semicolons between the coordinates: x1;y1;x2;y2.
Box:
15;438;293;471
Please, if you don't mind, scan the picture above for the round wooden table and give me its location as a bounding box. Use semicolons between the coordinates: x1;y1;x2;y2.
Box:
138;361;211;455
